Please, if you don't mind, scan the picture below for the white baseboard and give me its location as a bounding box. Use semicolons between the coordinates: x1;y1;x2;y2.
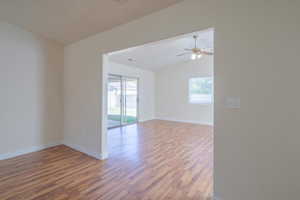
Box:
0;141;107;161
0;141;62;161
139;118;155;123
100;151;109;160
63;141;105;160
155;117;213;126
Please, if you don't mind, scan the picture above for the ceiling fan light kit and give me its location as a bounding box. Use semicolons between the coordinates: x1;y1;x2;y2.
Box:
178;35;213;60
191;52;203;60
191;53;197;60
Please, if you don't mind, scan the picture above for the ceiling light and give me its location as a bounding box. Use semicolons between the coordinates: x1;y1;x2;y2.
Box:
191;54;197;60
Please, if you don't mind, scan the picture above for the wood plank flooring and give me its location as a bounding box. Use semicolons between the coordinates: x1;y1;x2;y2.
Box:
0;120;213;200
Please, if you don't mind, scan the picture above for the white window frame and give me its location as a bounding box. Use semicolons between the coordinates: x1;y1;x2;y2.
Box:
188;77;214;105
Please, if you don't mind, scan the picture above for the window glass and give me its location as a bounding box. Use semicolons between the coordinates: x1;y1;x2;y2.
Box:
189;77;213;104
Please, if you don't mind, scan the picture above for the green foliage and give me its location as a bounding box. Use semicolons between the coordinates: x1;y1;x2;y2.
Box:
190;78;212;95
108;115;137;124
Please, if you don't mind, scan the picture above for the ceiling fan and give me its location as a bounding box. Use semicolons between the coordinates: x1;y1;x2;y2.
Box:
177;35;213;60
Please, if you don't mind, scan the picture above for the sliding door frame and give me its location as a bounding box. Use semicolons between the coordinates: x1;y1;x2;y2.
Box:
107;74;122;129
107;73;139;129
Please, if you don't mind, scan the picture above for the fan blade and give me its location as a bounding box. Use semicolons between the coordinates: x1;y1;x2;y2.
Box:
201;51;214;55
177;52;190;56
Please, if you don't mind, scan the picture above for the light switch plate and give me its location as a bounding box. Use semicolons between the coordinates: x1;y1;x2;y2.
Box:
225;97;240;109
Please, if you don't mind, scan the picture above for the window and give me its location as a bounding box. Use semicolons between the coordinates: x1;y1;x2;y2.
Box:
189;77;213;104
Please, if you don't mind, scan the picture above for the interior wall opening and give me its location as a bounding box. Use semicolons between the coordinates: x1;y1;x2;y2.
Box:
101;28;214;198
103;28;213;148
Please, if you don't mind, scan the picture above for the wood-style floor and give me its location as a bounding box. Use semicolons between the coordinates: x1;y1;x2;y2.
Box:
0;120;213;200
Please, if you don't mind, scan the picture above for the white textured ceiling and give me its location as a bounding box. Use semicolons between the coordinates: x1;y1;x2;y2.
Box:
0;0;183;44
108;29;214;71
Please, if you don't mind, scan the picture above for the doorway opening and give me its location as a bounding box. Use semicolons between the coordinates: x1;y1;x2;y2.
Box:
100;27;214;200
107;74;139;129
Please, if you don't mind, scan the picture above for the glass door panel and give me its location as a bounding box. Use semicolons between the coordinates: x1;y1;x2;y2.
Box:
107;75;138;129
122;78;138;125
107;75;122;128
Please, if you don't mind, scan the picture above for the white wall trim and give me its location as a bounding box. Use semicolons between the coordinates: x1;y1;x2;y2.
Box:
63;141;106;160
139;118;155;123
100;151;109;160
0;141;108;161
155;117;213;126
0;141;62;160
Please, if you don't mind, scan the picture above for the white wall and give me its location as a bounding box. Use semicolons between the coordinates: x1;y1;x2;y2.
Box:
64;0;300;199
107;61;155;122
155;57;213;125
0;22;64;159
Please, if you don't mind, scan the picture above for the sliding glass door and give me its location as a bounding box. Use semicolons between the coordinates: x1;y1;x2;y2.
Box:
122;77;138;125
107;75;122;128
107;75;138;129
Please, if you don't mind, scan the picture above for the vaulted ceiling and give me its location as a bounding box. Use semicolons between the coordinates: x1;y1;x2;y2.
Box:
108;29;214;71
0;0;183;44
